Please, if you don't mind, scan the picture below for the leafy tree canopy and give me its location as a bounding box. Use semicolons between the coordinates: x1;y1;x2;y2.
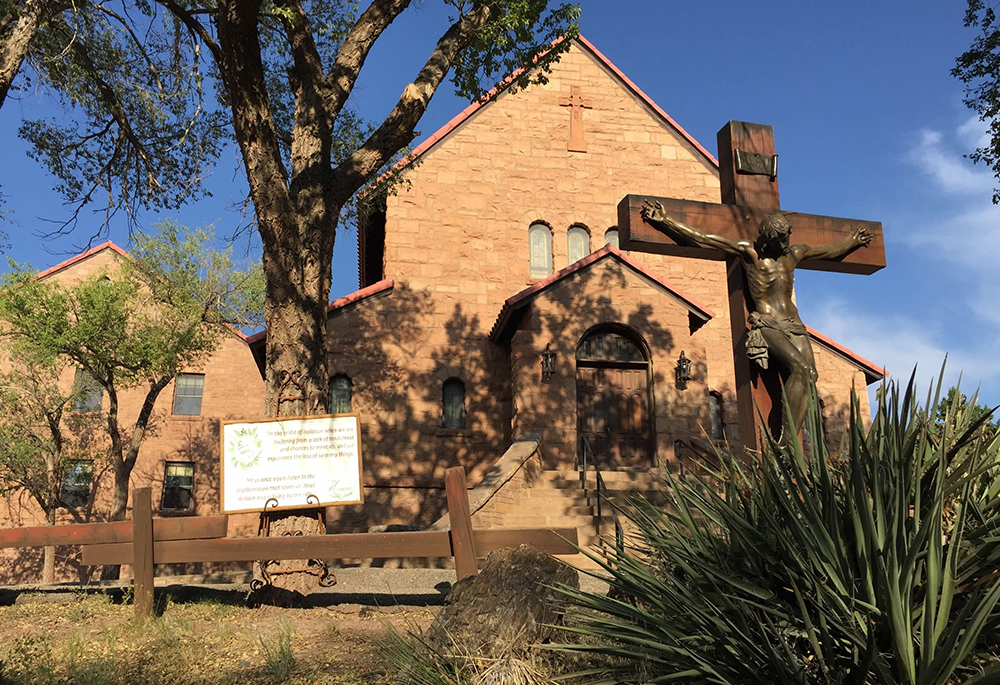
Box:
955;0;1000;203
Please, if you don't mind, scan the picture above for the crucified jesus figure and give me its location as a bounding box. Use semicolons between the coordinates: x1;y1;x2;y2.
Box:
640;200;874;438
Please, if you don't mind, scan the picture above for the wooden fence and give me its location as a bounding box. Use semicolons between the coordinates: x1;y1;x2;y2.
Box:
0;467;578;618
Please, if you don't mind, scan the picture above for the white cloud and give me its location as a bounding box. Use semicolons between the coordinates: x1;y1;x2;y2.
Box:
957;115;991;151
907;128;995;195
904;123;1000;329
807;298;1000;403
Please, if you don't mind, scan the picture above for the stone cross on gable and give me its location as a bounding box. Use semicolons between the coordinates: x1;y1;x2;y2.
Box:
617;121;886;451
560;86;592;152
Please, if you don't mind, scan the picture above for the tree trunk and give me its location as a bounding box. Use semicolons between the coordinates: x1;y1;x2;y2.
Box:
99;459;130;580
42;507;56;584
0;0;47;109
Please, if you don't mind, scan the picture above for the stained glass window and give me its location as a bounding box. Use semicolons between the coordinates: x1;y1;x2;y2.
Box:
60;460;93;509
173;373;205;415
161;462;194;511
329;374;352;414
528;223;552;278
567;226;590;264
72;369;102;412
709;392;724;440
605;228;619;248
443;378;465;429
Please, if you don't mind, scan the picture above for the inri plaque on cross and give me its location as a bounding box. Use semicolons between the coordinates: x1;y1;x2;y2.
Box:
617;121;885;451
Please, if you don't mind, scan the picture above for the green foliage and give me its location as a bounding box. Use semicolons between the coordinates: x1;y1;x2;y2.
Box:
0;221;262;392
954;0;1000;203
16;3;227;228
448;1;581;101
554;376;1000;684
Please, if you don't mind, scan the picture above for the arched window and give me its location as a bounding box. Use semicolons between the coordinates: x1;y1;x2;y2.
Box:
604;228;619;248
329;374;352;414
443;378;465;429
528;223;553;278
567;226;590;264
708;391;724;440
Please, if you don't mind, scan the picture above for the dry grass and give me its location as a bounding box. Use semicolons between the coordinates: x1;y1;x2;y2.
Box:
0;592;435;684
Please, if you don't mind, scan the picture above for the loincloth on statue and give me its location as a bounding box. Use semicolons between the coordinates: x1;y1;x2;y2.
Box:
745;312;809;370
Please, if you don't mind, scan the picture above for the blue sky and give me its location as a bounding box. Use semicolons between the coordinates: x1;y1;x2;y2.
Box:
0;2;996;406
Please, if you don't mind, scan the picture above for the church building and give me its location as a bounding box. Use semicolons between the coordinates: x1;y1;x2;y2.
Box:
248;36;884;538
1;36;883;582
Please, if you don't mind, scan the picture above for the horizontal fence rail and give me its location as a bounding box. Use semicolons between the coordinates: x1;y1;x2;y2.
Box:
1;467;580;619
0;515;228;549
81;527;578;566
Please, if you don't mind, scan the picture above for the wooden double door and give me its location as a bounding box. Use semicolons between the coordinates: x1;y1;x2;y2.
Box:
576;364;652;468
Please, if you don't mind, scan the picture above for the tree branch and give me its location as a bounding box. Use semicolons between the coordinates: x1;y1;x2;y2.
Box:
332;2;489;199
325;0;412;121
155;0;222;63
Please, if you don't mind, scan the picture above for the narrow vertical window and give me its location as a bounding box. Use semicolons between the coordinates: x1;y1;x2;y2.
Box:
709;392;724;440
528;223;553;278
567;226;590;264
172;373;205;415
161;462;195;511
329;374;353;414
60;460;93;509
605;228;620;248
443;378;465;429
73;369;102;412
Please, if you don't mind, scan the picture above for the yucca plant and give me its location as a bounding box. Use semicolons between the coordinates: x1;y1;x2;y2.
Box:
554;371;1000;684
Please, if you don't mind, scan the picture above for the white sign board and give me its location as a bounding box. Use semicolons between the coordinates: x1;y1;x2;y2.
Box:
220;414;364;514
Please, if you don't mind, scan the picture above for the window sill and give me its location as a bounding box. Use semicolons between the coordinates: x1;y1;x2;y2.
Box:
156;508;196;517
168;414;204;421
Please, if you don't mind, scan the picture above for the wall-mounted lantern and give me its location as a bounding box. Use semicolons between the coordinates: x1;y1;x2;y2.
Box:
675;351;693;389
541;344;557;381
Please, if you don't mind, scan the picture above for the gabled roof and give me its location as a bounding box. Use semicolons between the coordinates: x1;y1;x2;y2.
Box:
806;326;886;385
398;35;719;172
34;241;131;281
489;244;715;341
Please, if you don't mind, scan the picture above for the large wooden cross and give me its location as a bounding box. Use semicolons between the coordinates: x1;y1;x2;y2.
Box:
617;121;885;451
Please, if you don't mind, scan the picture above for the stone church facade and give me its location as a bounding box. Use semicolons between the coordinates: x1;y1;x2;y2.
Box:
249;36;883;534
1;36;882;582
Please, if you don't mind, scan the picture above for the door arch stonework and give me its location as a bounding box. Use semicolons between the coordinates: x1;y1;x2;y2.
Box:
576;325;653;468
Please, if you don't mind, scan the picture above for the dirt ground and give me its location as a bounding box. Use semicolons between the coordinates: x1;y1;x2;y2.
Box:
0;590;437;684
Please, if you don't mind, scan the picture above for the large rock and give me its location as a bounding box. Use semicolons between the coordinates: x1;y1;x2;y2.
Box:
428;544;579;655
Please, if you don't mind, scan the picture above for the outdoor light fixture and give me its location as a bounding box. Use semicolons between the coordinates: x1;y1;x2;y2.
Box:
541;344;557;380
675;351;692;389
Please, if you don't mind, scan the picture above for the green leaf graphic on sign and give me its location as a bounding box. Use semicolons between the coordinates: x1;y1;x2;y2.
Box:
228;426;263;469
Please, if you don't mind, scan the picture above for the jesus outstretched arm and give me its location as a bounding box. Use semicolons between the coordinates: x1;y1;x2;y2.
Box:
640;199;752;258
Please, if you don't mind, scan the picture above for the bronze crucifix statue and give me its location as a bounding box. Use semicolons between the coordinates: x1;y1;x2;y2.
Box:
640;201;873;437
618;121;886;450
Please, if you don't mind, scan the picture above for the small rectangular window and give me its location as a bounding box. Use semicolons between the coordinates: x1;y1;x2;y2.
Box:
172;373;205;415
60;460;93;509
73;369;102;412
161;462;195;511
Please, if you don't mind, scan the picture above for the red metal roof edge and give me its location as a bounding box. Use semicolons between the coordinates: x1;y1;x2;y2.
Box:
34;241;131;281
574;35;719;168
245;278;395;346
489;245;715;341
806;325;886;383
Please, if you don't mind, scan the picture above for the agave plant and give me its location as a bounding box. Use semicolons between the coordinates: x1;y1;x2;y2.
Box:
554;372;1000;684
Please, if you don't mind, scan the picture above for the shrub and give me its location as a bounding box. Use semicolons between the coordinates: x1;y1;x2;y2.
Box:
555;376;1000;684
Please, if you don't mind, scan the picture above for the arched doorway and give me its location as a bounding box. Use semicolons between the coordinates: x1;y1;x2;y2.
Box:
576;326;653;468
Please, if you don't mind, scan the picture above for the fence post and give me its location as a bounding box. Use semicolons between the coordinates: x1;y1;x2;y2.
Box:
132;487;155;619
444;467;478;581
